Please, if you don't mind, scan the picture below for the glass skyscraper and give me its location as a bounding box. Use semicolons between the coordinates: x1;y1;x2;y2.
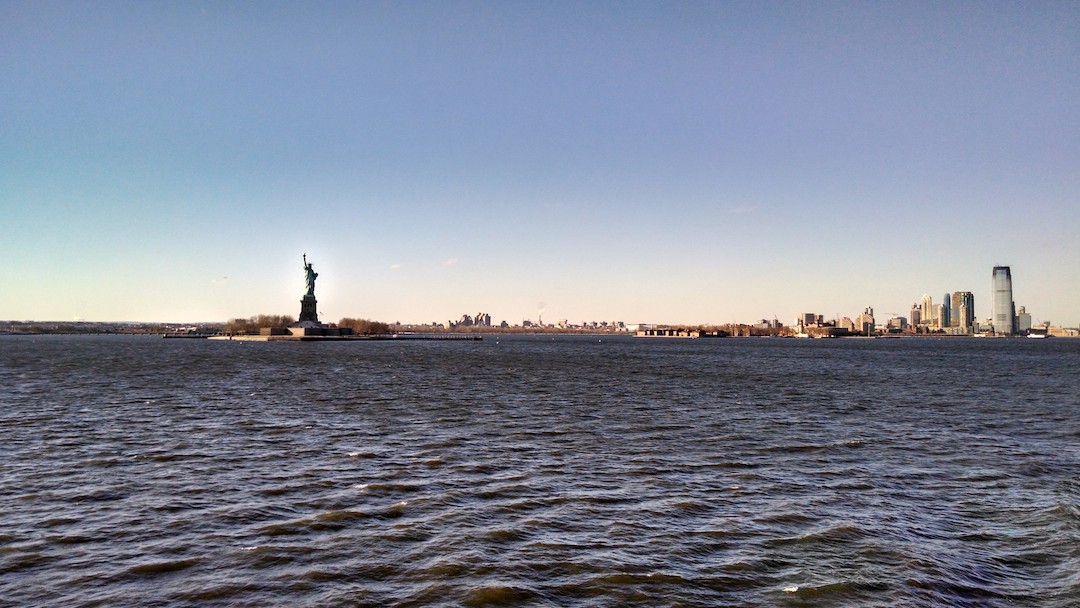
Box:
951;291;975;330
992;266;1015;335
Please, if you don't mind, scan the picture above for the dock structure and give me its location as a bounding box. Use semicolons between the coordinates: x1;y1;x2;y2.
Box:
206;333;482;342
390;333;483;340
635;328;727;338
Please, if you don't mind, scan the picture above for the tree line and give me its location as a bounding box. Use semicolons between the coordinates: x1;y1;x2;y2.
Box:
223;315;296;334
337;318;391;335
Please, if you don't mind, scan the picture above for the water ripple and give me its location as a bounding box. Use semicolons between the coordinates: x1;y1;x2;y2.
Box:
1;335;1078;607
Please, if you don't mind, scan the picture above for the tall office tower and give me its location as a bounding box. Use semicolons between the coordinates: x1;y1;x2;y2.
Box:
992;266;1015;335
932;304;945;329
941;293;951;328
910;303;921;327
856;306;875;335
951;291;975;329
921;294;933;326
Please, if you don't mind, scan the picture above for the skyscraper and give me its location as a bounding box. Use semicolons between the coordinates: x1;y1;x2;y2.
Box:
951;291;975;330
992;266;1015;335
941;293;951;329
856;306;875;335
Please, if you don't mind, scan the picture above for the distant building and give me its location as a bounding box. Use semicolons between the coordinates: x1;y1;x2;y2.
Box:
447;312;493;328
992;266;1016;335
941;293;951;328
921;294;934;327
910;303;921;327
1016;306;1032;333
795;313;828;334
951;291;975;330
855;307;875;335
931;304;946;329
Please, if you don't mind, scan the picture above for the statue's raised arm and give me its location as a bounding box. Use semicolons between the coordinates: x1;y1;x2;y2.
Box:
303;254;318;297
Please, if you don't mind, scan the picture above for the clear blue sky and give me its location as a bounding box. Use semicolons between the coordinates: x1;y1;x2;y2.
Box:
3;1;1078;326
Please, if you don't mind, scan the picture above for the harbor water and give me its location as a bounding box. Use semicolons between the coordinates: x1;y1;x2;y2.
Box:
2;334;1078;606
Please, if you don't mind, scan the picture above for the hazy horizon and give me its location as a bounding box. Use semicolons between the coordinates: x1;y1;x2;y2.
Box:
3;3;1078;326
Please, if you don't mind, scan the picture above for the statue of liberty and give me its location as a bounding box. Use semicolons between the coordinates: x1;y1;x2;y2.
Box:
303;254;318;297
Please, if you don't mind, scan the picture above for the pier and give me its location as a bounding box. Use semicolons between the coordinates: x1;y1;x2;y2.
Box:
205;333;483;342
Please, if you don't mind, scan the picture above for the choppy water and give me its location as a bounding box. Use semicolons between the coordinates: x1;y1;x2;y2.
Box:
2;334;1078;607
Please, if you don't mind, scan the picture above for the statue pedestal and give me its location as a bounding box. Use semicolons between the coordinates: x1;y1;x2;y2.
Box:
285;293;352;336
298;295;318;324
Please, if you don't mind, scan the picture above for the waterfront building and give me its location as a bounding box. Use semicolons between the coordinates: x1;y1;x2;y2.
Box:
754;318;783;330
856;307;875;335
1016;306;1032;333
951;291;975;330
910;303;921;327
941;294;951;328
931;304;945;330
992;266;1016;335
921;294;934;327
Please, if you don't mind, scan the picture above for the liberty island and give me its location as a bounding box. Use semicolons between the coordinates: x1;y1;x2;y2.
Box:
208;254;355;340
208;255;480;341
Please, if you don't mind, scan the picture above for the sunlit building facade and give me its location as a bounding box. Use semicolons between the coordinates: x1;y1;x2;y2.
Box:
920;294;934;327
992;266;1015;335
951;291;975;330
1016;306;1032;333
856;307;875;335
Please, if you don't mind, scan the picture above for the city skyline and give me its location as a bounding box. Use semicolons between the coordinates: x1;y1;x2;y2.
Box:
1;261;1066;332
3;3;1078;325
